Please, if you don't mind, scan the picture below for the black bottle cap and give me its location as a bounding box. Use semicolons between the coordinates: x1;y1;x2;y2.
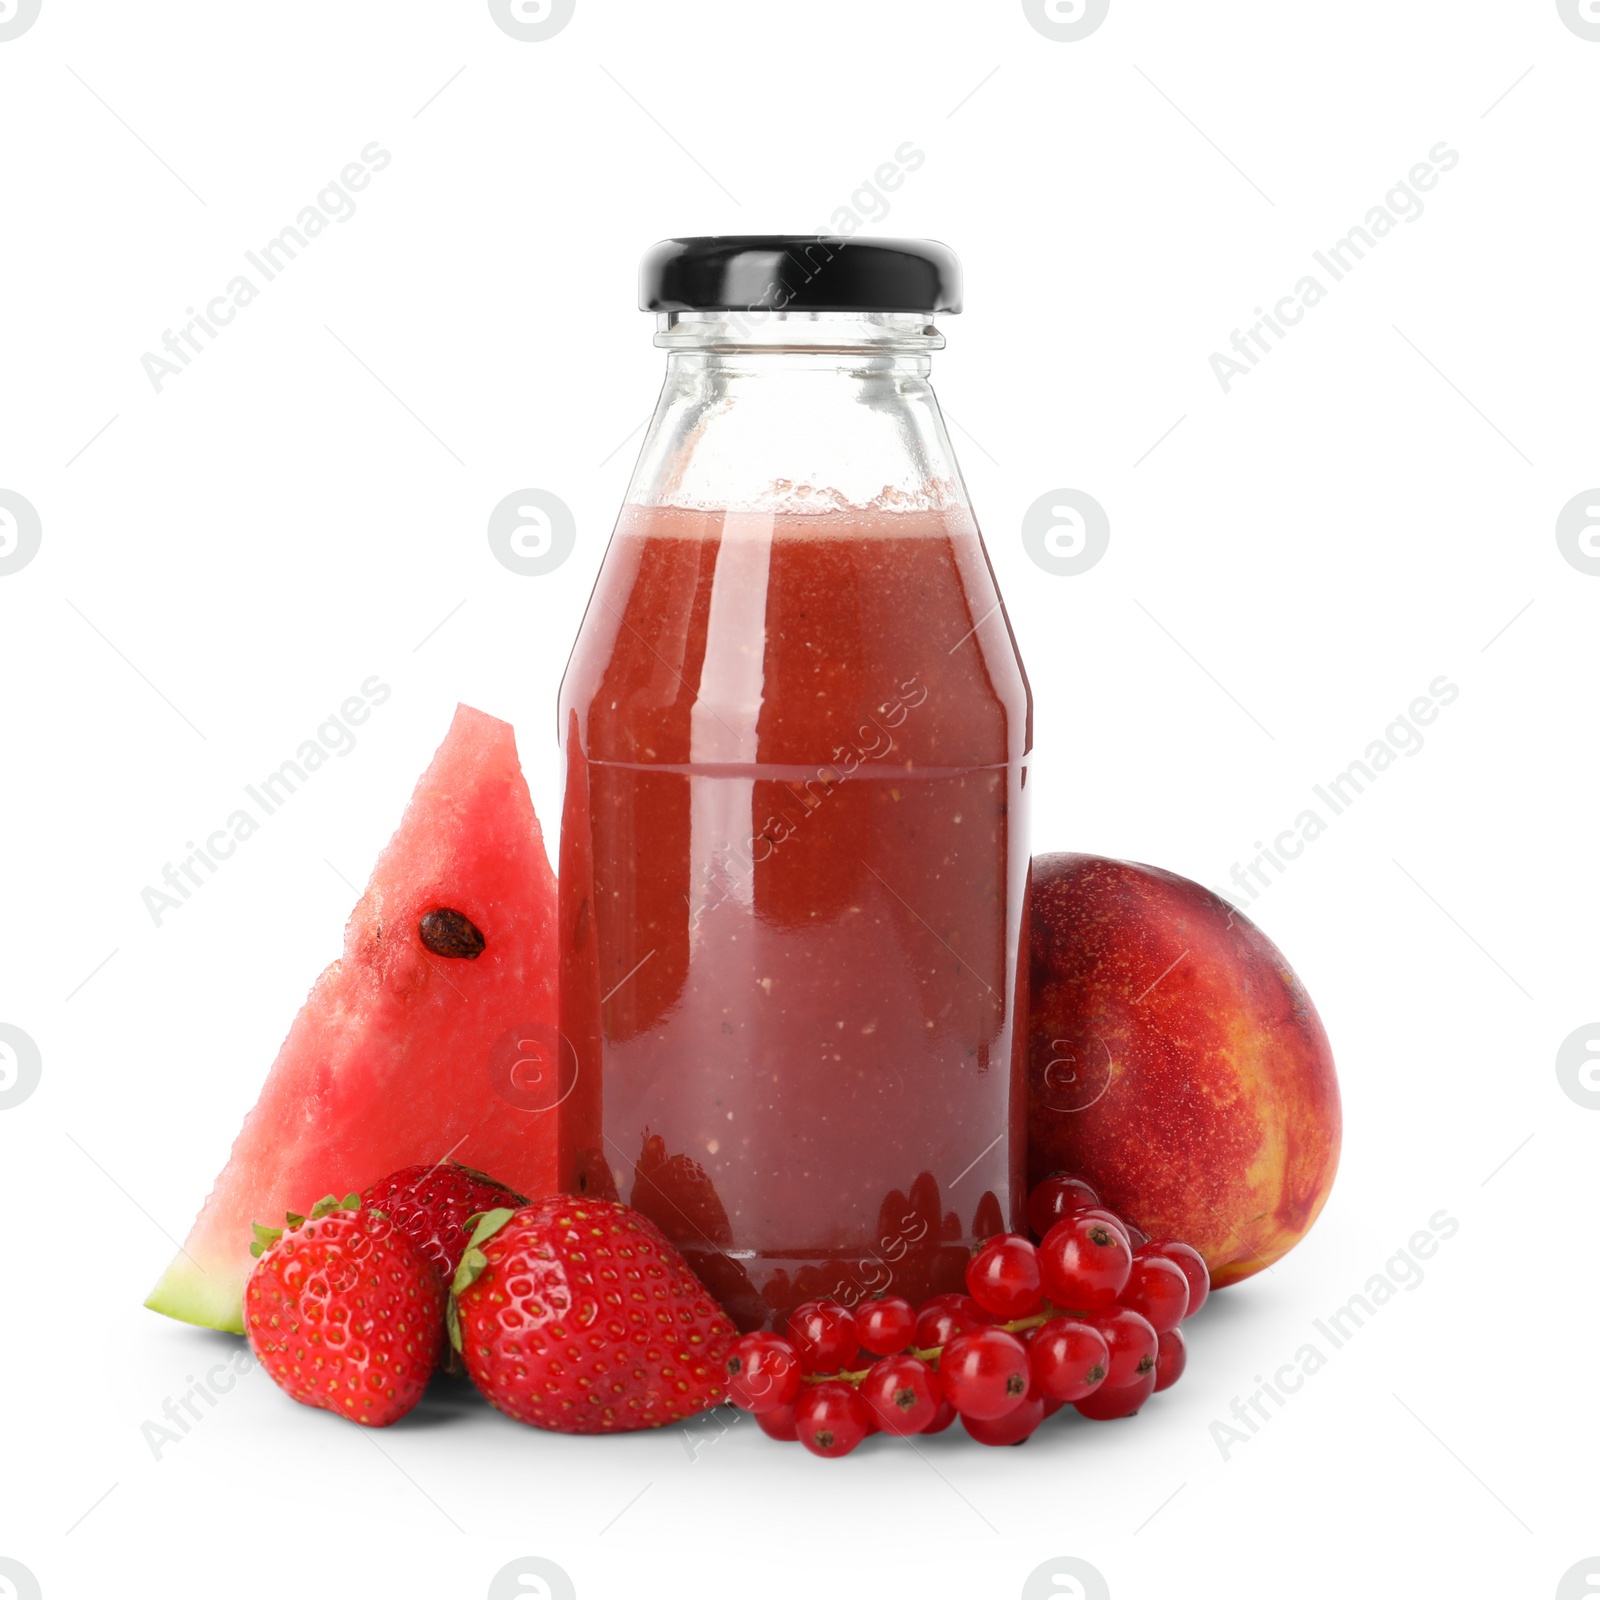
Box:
640;236;962;315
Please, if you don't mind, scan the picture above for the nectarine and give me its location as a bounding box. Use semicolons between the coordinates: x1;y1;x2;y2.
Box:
1027;853;1340;1286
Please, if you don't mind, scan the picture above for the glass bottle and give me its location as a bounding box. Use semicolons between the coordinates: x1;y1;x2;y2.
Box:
558;237;1032;1330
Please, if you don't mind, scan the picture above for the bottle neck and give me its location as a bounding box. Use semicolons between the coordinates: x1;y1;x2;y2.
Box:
655;309;942;366
627;311;966;515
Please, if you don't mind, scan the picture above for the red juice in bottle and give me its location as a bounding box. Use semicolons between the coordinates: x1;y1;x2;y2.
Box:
558;239;1031;1328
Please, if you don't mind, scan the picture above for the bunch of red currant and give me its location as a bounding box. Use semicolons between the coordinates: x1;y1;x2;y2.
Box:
723;1174;1208;1456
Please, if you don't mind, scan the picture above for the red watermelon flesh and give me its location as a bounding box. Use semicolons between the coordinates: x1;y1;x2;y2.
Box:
147;704;560;1332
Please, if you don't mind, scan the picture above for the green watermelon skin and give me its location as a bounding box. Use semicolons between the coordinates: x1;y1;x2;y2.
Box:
147;705;560;1333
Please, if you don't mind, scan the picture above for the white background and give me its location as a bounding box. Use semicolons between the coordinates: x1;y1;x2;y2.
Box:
2;2;1597;1597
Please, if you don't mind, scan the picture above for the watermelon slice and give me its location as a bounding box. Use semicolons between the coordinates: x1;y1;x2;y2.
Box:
147;704;562;1333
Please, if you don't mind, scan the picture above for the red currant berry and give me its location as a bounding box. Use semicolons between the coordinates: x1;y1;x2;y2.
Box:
1150;1239;1210;1318
1029;1317;1111;1402
1026;1174;1099;1238
1121;1219;1150;1250
1121;1251;1189;1334
1038;1214;1132;1311
1073;1367;1155;1421
860;1354;939;1436
724;1332;802;1413
962;1393;1045;1446
787;1300;858;1374
921;1396;958;1434
914;1293;990;1350
1041;1395;1066;1418
966;1233;1044;1319
1087;1305;1158;1389
1154;1326;1186;1391
938;1328;1030;1420
1073;1206;1133;1246
857;1296;917;1356
794;1380;872;1458
755;1401;799;1441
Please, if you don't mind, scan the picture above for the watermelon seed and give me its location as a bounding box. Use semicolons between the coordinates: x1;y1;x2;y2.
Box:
419;909;486;959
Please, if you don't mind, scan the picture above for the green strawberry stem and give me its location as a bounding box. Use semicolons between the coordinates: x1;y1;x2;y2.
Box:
447;1207;520;1352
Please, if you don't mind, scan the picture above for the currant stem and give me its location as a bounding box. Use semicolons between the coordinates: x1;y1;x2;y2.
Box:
799;1303;1083;1385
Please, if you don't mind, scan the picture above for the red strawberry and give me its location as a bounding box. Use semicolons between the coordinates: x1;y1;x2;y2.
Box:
360;1161;526;1281
245;1194;444;1427
450;1198;735;1433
